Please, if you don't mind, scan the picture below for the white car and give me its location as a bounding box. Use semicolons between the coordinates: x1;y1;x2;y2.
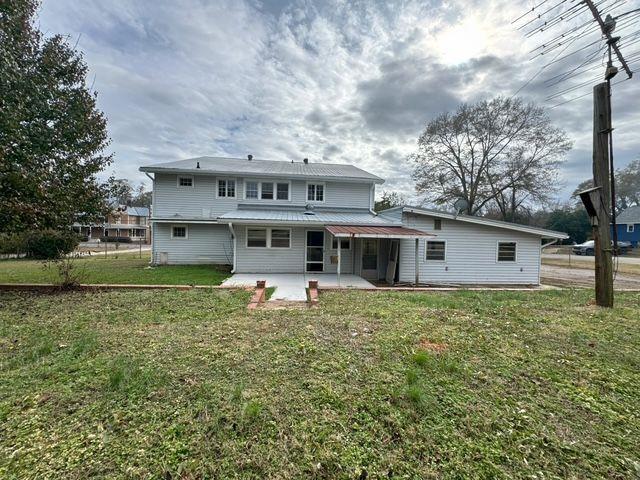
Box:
572;240;631;256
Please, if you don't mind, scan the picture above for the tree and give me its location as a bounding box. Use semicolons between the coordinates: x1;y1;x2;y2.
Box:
374;190;406;212
545;206;591;244
410;97;571;219
0;0;112;234
108;178;134;205
571;159;640;214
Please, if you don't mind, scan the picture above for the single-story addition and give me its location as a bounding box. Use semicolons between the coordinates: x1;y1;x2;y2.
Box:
613;205;640;247
140;156;568;286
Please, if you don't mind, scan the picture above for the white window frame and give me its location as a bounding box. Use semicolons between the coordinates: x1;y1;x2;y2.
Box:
171;224;188;239
177;175;194;188
246;227;268;248
244;180;259;200
275;181;291;201
627;224;635;233
216;178;237;199
306;182;326;203
496;241;518;262
331;236;351;250
245;227;292;249
425;239;446;262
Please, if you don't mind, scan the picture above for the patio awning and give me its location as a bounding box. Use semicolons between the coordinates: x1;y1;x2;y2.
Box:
325;225;434;239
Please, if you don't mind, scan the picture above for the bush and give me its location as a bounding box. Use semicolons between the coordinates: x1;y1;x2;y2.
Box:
0;233;26;255
99;236;132;243
24;230;80;259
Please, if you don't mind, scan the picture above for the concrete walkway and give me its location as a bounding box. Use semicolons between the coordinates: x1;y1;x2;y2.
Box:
222;273;376;301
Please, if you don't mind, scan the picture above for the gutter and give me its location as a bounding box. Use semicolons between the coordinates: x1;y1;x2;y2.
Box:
227;223;237;273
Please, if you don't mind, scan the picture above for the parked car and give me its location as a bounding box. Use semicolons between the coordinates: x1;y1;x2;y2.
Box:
572;240;631;256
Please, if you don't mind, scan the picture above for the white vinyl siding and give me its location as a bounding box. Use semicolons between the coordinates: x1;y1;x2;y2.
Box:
235;227;306;273
398;213;541;285
152;223;232;265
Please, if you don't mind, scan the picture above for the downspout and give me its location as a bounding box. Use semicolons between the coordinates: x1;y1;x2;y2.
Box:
144;172;155;264
227;223;237;273
369;183;377;216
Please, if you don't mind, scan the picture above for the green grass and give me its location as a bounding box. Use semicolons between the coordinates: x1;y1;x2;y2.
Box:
1;289;639;478
0;252;230;285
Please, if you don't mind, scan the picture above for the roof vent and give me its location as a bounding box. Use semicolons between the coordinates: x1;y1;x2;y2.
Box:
303;158;309;164
196;161;200;169
248;154;253;161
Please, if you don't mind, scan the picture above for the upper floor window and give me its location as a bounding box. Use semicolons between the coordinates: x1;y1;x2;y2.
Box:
217;179;236;198
497;242;517;262
261;182;274;200
246;181;259;199
628;224;635;233
307;183;325;202
277;182;290;200
177;176;193;187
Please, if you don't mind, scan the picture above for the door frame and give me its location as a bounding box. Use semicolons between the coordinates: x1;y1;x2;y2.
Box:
360;238;379;280
305;229;325;272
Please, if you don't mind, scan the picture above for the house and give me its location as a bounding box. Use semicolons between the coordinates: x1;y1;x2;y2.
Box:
613;206;640;247
72;205;151;243
140;156;567;285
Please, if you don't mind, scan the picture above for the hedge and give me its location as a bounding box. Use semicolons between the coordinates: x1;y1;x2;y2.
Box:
0;230;80;259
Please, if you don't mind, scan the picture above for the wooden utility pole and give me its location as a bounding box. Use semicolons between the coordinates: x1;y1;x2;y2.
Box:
592;82;614;307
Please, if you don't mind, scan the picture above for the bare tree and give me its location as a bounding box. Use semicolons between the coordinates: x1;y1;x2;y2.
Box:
410;97;571;218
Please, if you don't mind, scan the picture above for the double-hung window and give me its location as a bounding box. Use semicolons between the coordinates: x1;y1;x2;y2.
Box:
261;182;274;200
245;181;259;199
177;176;193;187
217;179;236;198
425;241;446;261
307;183;324;202
270;229;291;248
497;242;517;262
276;182;290;200
246;228;290;248
247;228;267;247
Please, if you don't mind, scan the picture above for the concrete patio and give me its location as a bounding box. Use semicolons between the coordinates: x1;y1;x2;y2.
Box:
222;273;376;301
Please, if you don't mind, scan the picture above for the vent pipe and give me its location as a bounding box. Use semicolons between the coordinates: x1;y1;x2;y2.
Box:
196;161;200;169
248;154;253;161
303;158;308;164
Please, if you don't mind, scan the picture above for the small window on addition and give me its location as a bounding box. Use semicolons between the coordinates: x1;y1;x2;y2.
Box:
425;241;445;261
178;176;193;187
497;242;517;262
247;228;267;247
171;226;187;239
434;218;442;230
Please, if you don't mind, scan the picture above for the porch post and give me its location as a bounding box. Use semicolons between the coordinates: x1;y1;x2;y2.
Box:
337;240;341;286
414;238;419;286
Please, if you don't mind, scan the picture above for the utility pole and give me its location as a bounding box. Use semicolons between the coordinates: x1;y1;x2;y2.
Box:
591;82;614;307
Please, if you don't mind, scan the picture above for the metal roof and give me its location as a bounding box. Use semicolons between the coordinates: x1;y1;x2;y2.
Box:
617;205;640;224
384;205;569;239
123;206;149;217
140;156;384;184
218;209;398;225
326;225;434;239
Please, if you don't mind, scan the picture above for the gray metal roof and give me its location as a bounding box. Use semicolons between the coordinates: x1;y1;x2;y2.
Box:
617;205;640;224
387;205;569;239
218;209;398;225
139;156;384;184
124;206;150;217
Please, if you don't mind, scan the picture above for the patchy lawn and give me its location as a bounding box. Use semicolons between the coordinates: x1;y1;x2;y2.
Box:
1;289;638;478
0;252;230;285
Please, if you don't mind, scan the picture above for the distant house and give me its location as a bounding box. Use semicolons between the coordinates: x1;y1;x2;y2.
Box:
613;206;640;247
73;205;151;243
139;156;568;286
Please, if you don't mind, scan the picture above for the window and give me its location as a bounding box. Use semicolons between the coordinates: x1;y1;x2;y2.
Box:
217;179;236;198
271;229;291;248
497;242;517;262
307;183;324;202
178;176;193;187
246;181;258;199
261;182;274;200
277;182;290;200
331;237;350;250
247;228;267;247
628;224;635;233
425;241;446;261
434;218;442;230
171;226;187;239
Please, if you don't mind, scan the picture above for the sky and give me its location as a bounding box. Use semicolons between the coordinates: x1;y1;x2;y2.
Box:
38;0;640;204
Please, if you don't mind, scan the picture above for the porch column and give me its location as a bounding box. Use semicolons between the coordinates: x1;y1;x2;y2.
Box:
337;240;341;286
414;238;419;286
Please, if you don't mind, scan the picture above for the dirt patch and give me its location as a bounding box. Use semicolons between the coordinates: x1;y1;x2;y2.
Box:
541;265;640;290
419;339;448;353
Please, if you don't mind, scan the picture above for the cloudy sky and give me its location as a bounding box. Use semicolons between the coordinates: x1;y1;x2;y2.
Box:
38;0;640;203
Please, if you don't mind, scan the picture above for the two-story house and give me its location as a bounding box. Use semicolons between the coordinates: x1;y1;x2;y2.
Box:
73;205;151;243
140;156;567;285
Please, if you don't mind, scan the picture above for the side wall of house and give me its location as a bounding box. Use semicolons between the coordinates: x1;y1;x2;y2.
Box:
152;223;233;265
234;226;306;273
398;213;542;285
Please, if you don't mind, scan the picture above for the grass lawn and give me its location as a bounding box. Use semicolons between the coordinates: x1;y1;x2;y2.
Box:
0;252;230;285
1;289;639;478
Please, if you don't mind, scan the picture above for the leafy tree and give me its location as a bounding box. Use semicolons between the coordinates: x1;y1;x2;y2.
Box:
108;178;134;205
545;206;591;244
374;190;406;212
410;97;571;220
0;0;112;233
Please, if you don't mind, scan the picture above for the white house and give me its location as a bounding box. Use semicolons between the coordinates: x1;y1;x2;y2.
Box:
140;156;567;286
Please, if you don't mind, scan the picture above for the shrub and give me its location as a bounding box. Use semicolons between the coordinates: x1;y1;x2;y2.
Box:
24;230;80;259
0;232;25;255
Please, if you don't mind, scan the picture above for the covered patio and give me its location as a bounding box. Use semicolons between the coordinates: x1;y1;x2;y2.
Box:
325;225;435;286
